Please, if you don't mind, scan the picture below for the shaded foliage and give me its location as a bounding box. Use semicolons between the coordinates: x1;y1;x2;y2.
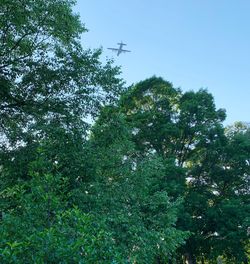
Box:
0;1;249;262
115;77;249;263
71;109;188;262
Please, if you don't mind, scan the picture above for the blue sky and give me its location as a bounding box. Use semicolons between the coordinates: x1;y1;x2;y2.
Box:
75;0;250;125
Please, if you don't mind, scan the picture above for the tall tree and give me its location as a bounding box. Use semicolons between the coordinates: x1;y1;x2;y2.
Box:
0;1;125;262
116;77;249;263
72;107;188;263
0;0;123;213
0;0;122;147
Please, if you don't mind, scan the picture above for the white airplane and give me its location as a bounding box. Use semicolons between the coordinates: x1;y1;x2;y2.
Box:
108;42;131;56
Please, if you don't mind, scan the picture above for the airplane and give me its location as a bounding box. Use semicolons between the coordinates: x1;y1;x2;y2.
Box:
108;41;131;56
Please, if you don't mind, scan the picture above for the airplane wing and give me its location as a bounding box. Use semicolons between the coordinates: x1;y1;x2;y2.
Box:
120;49;131;53
107;48;119;51
118;42;126;46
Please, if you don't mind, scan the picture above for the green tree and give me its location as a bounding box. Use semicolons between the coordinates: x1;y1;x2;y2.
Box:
0;0;123;216
115;77;249;263
0;168;121;263
0;1;125;262
71;107;188;263
0;0;122;147
178;122;250;264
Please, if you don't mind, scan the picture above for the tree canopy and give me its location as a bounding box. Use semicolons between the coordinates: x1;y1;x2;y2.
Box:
0;0;122;147
0;1;249;263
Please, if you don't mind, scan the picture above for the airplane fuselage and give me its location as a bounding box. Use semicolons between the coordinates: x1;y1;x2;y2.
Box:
117;43;126;56
108;42;131;56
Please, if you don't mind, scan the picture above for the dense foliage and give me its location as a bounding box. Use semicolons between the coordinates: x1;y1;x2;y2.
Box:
0;1;249;263
114;77;249;264
0;0;122;147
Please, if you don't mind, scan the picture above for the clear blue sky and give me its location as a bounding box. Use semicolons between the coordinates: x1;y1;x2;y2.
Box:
75;0;250;125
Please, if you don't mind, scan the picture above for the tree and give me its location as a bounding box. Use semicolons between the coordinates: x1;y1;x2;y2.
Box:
0;167;121;263
71;107;188;263
0;1;125;262
178;122;250;264
0;0;122;147
1;1;248;261
115;76;249;263
0;0;123;218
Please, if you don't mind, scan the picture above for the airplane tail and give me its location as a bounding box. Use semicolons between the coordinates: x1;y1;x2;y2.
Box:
117;42;126;46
